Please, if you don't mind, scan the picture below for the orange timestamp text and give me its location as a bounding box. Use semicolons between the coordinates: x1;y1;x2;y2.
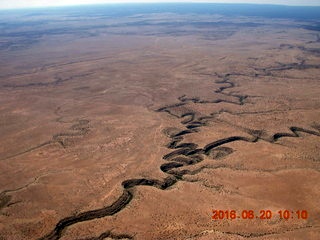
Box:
211;209;308;220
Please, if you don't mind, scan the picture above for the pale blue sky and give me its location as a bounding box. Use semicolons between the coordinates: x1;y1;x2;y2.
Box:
0;0;320;9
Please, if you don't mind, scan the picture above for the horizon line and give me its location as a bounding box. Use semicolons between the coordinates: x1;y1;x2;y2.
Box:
1;1;320;10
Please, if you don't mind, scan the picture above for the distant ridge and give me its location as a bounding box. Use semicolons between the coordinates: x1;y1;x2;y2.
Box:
1;3;320;20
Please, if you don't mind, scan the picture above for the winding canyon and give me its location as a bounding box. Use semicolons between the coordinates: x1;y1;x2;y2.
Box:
0;6;320;240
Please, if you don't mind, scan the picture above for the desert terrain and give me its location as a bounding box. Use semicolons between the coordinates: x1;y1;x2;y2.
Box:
0;5;320;240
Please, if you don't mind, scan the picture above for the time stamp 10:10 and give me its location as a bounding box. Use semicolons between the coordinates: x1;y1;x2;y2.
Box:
211;210;308;220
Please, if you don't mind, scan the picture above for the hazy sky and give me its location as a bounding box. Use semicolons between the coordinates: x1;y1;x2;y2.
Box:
1;0;320;9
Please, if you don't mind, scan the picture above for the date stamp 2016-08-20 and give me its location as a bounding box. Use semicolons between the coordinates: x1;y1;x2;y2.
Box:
211;209;309;220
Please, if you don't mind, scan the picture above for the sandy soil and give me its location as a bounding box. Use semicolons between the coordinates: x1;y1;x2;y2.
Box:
0;10;319;240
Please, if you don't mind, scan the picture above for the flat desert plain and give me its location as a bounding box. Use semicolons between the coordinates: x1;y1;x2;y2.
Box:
0;7;320;240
